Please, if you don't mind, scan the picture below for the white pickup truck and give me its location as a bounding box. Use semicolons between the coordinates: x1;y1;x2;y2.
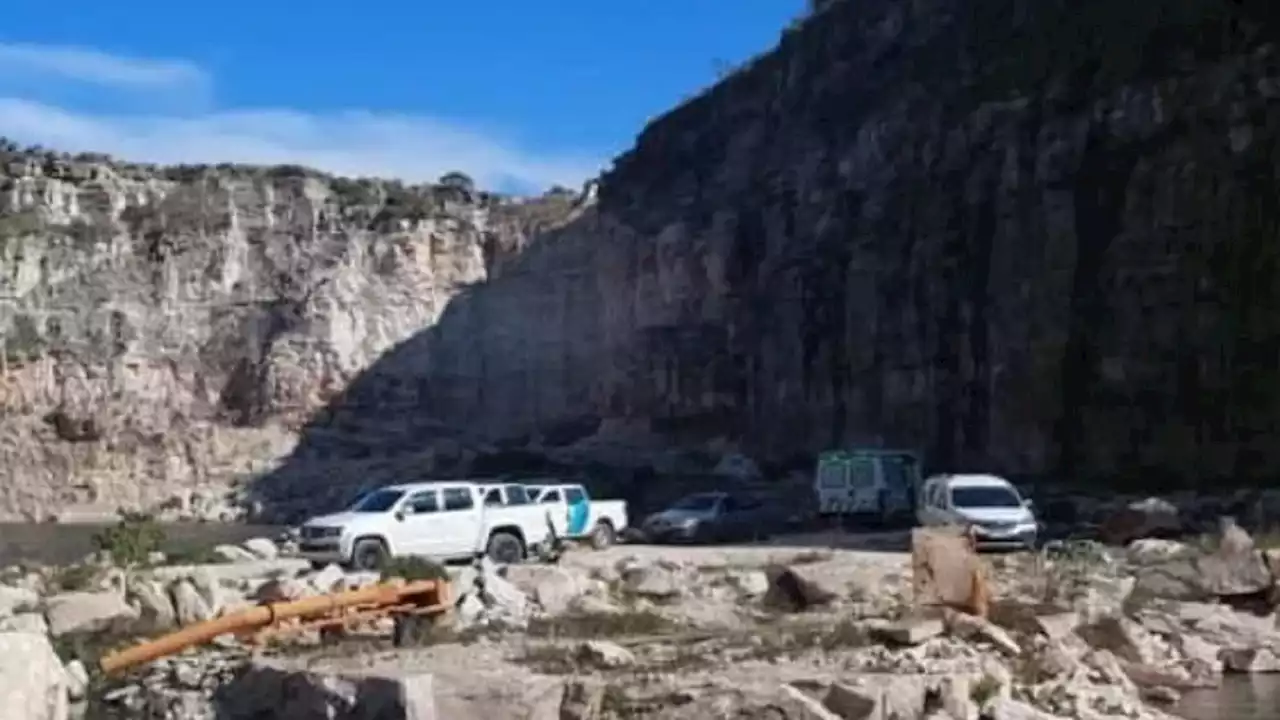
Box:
297;480;553;569
525;483;629;549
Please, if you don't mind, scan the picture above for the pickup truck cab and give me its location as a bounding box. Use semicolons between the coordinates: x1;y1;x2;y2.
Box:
525;483;628;549
916;474;1038;550
298;480;553;569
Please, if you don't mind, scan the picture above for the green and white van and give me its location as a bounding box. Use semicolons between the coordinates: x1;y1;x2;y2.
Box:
813;449;923;523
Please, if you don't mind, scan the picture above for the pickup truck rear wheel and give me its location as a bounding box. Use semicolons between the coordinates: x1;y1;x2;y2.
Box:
589;521;616;550
486;531;526;564
350;537;389;571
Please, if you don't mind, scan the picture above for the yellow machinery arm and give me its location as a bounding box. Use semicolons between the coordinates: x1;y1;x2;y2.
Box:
99;578;450;675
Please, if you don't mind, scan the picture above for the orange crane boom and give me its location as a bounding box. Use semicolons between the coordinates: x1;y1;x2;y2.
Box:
99;577;451;675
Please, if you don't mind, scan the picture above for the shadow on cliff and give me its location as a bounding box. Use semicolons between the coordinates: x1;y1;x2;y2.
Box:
243;283;571;523
243;207;796;525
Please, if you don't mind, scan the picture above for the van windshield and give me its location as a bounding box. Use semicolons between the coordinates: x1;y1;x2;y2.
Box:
349;489;404;513
951;486;1022;509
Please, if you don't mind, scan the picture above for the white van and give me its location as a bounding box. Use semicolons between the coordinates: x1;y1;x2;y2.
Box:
298;480;553;569
813;449;922;523
916;474;1038;550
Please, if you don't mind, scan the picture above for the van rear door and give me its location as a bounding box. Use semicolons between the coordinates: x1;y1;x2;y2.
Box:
878;453;919;516
845;453;879;514
815;453;850;515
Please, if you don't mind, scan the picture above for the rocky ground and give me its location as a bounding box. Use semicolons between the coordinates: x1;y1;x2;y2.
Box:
2;514;1280;720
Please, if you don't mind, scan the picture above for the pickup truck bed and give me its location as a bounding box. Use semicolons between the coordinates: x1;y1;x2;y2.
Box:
525;483;629;549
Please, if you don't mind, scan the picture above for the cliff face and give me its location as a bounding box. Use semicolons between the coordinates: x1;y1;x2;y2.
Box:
0;151;582;519
8;0;1280;519
344;0;1280;491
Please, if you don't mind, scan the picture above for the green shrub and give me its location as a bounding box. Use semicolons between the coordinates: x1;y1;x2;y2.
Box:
970;672;1004;708
50;564;96;592
380;555;450;583
92;512;166;567
163;544;226;565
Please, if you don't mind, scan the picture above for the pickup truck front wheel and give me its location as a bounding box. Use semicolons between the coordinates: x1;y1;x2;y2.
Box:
486;531;526;564
350;537;389;571
589;521;616;550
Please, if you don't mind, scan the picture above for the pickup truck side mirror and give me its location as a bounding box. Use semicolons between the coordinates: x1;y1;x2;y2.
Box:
394;510;406;522
1023;499;1034;510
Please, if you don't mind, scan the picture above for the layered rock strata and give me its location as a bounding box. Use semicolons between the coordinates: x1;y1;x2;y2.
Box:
8;0;1280;518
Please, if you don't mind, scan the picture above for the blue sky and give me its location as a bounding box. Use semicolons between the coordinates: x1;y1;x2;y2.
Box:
0;0;804;193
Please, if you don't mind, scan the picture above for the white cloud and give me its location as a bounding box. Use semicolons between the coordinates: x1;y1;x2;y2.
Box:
0;45;601;192
0;42;206;91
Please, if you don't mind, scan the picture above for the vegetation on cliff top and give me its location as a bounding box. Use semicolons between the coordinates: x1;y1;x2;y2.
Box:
1;136;583;208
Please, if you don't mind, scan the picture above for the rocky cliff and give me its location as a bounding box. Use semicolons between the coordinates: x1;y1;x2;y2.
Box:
0;148;585;520
6;0;1280;520
307;0;1280;497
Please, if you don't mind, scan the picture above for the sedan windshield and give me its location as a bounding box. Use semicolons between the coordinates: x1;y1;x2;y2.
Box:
349;489;404;513
951;486;1022;509
671;494;719;511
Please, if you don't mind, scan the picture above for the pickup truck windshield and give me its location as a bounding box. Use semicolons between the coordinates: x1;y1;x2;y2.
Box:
671;494;719;511
349;489;404;512
951;486;1021;509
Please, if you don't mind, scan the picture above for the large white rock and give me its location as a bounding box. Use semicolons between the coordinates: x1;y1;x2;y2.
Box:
63;659;89;702
501;565;591;615
0;612;49;634
44;590;137;637
0;631;69;720
241;537;280;560
169;580;213;624
128;578;178;631
478;565;530;626
0;584;40;617
213;544;258;563
304;563;348;594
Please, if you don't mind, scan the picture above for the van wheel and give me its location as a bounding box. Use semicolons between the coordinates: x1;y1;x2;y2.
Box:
588;521;615;550
486;531;526;564
351;538;389;571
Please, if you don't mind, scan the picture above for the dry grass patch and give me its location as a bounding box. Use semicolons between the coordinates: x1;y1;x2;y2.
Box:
786;550;833;565
49;563;97;592
518;634;723;675
516;643;581;673
745;616;872;659
525;609;676;640
970;672;1003;707
1250;529;1280;550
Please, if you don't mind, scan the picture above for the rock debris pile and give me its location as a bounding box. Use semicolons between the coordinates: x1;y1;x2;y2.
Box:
1;522;1280;718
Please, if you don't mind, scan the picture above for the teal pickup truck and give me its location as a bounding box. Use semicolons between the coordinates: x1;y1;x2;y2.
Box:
524;483;630;549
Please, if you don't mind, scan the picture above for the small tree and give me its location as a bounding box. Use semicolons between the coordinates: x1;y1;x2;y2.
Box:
92;512;166;567
381;555;450;582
